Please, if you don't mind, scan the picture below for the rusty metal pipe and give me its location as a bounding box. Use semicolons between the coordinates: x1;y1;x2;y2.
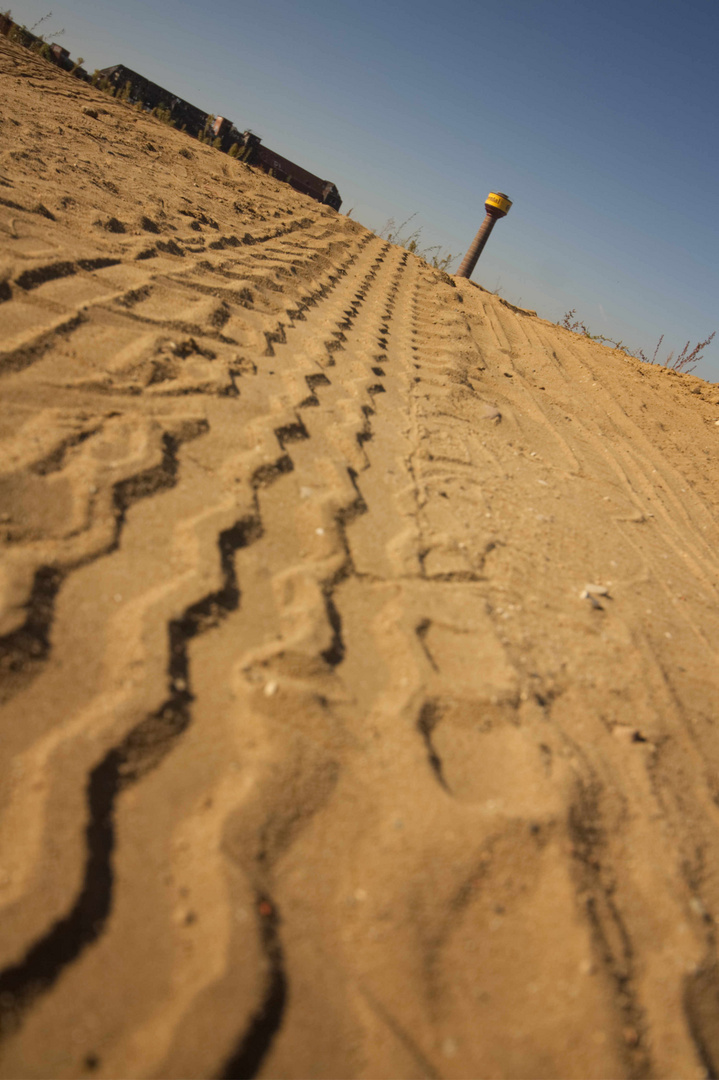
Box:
456;213;498;278
456;192;512;280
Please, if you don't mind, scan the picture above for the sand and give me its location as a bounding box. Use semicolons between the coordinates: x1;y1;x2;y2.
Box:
2;34;719;1080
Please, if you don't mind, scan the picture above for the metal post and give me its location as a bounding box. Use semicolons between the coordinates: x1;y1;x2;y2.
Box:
456;192;512;279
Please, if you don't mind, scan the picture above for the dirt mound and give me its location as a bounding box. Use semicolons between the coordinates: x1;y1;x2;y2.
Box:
2;34;719;1080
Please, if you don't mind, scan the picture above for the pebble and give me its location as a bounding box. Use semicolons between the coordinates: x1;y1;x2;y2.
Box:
263;680;278;697
581;584;610;599
442;1038;458;1058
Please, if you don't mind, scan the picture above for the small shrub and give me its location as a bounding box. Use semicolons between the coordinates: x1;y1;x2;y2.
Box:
151;103;175;126
380;213;458;272
636;331;716;374
9;23;32;45
29;11;51;33
228;142;239;158
559;310;715;375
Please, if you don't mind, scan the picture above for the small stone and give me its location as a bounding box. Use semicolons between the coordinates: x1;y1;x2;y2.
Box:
442;1038;458;1058
81;106;98;119
690;896;707;918
263;680;278;697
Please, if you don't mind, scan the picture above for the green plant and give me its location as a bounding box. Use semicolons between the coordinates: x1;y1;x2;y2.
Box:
9;22;32;45
91;71;113;93
151;103;175;126
228;142;240;158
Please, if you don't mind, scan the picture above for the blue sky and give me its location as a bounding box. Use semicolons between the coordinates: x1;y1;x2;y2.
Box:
8;0;719;379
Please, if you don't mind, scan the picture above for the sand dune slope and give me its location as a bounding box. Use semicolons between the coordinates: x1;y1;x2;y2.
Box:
2;36;719;1080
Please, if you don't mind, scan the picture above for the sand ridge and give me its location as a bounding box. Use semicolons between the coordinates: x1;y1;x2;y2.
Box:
2;34;719;1079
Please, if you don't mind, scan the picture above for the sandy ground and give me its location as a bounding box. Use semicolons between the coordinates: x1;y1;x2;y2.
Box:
2;35;719;1080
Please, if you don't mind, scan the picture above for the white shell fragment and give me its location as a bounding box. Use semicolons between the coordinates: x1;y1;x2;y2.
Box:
581;584;610;598
580;583;611;609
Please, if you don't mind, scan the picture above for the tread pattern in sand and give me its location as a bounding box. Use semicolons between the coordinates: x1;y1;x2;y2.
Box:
2;33;719;1080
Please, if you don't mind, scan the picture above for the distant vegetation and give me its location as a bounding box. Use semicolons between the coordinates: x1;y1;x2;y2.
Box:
560;310;715;375
380;214;457;273
3;9;65;53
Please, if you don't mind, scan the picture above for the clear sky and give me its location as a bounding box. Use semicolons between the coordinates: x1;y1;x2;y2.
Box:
7;0;719;379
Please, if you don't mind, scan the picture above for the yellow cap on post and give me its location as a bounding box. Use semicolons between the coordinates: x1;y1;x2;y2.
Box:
485;192;512;217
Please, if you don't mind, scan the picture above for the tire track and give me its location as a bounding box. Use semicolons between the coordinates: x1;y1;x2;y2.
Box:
97;243;412;1077
0;455;291;1039
0;237;396;1070
0;418;207;704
